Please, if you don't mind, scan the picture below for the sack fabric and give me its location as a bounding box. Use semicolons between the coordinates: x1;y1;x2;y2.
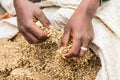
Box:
0;0;120;80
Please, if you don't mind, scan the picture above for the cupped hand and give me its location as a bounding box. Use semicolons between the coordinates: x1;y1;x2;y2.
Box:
14;0;52;44
61;11;94;58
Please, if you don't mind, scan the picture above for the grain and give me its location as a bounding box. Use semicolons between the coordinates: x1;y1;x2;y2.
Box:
0;27;101;80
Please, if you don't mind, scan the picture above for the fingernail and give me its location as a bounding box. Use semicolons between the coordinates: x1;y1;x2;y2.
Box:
49;25;54;29
62;54;67;60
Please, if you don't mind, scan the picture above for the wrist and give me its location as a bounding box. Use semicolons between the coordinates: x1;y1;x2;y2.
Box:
76;0;99;19
29;0;41;3
14;0;27;5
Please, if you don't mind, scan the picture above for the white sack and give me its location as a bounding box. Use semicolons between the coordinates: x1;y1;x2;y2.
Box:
0;0;120;80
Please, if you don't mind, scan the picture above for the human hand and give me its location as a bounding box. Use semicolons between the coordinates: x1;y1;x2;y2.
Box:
61;0;100;59
61;12;94;58
14;0;53;44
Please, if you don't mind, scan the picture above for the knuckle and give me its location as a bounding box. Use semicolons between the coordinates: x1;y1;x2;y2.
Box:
25;26;31;31
83;36;92;42
35;8;42;16
24;24;32;31
74;35;81;41
19;22;32;31
37;10;43;16
74;32;82;39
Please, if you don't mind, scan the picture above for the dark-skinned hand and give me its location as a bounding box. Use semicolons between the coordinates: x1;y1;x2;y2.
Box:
14;0;53;44
61;0;100;58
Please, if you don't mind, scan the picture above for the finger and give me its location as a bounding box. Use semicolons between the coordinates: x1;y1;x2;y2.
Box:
64;52;74;59
27;22;48;41
23;31;39;44
64;38;81;58
19;27;39;44
35;9;53;29
18;27;32;43
79;40;89;57
61;25;70;47
23;33;33;44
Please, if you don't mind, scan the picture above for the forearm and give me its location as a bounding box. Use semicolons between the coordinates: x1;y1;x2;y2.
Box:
14;0;40;10
14;0;41;4
75;0;100;19
29;0;41;3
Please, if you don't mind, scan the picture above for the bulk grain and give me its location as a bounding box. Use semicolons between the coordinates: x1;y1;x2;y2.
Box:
0;27;101;80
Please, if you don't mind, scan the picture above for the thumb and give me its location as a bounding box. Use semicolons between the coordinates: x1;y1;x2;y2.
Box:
35;9;53;29
61;27;70;47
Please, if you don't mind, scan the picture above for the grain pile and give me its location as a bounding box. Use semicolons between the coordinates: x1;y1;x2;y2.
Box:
0;27;101;80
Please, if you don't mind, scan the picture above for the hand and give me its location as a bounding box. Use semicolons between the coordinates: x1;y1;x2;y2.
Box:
61;11;94;58
14;0;52;44
61;0;100;58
